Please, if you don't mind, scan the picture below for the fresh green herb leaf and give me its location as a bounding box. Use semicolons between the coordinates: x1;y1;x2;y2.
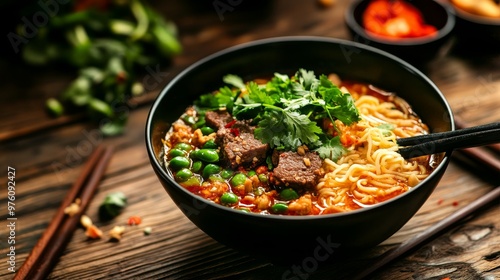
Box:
99;192;127;221
196;86;236;109
247;82;275;105
232;103;262;120
254;110;288;148
281;110;323;146
377;123;395;136
223;74;246;90
200;69;361;153
20;1;182;136
315;136;347;161
318;75;360;125
297;69;316;91
45;98;64;117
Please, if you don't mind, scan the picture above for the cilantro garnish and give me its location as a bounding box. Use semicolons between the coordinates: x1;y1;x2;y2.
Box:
195;69;361;161
377;123;395;136
195;86;236;110
315;136;347;161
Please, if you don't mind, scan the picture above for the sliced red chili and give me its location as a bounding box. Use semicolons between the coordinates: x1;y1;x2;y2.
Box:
230;128;240;136
362;0;437;39
225;120;237;128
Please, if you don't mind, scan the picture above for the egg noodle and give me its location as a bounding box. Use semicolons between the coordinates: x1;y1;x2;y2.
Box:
317;84;431;214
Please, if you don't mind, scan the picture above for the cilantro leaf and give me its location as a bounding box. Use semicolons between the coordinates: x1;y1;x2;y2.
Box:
266;73;292;99
318;75;360;125
254;110;288;148
377;123;395;136
195;86;237;109
315;136;346;161
254;107;322;150
223;74;246;89
281;110;322;145
247;82;275;105
296;69;316;91
232;103;262;120
195;70;361;156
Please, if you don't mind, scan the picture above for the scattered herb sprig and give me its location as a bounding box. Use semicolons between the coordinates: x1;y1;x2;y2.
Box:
19;0;182;135
99;191;127;221
196;69;361;161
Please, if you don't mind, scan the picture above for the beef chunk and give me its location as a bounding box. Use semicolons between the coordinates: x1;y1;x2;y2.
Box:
205;110;233;128
216;121;269;169
272;151;323;190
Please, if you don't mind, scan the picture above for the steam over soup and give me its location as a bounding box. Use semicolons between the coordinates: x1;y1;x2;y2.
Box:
162;69;440;215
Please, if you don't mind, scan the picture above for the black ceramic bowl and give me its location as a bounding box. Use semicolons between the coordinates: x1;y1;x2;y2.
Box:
448;1;500;50
146;36;454;260
345;0;455;64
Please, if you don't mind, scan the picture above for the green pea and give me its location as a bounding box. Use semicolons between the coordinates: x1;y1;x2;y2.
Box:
192;161;203;173
220;169;234;179
175;168;193;182
220;192;238;205
202;139;218;149
247;170;256;177
239;208;250;213
230;173;247;187
168;148;186;158
271;203;288;214
280;188;299;201
202;164;221;178
191;149;219;163
258;173;268;183
174;142;192;152
183;176;201;187
169;156;191;170
200;126;215;135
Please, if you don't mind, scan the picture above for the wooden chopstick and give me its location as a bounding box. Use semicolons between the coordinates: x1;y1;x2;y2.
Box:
397;122;500;159
454;118;500;155
353;118;500;279
455;147;500;174
14;145;114;280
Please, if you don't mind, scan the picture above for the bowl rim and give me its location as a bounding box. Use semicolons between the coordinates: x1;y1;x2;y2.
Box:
145;35;454;221
344;0;456;45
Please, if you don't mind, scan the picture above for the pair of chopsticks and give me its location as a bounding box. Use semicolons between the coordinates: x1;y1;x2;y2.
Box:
397;122;500;159
14;145;114;280
353;119;500;280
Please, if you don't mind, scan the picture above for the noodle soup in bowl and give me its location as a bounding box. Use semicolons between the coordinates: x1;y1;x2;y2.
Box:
146;36;454;259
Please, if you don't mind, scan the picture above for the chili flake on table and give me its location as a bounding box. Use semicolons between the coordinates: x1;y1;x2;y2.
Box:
362;0;438;39
127;215;142;226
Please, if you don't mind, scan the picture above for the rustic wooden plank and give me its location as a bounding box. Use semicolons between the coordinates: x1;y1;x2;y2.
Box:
0;1;499;279
1;104;498;279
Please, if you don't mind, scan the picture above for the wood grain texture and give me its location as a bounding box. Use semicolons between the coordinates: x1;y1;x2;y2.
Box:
1;1;499;279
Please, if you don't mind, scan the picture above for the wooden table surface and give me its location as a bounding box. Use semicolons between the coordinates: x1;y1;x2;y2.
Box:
1;1;499;279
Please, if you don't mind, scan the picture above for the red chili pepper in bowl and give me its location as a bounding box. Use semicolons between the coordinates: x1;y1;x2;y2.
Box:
362;0;438;39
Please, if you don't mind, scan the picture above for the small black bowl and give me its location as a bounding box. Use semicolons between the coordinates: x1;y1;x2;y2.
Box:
449;2;500;51
345;0;455;65
145;36;454;260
